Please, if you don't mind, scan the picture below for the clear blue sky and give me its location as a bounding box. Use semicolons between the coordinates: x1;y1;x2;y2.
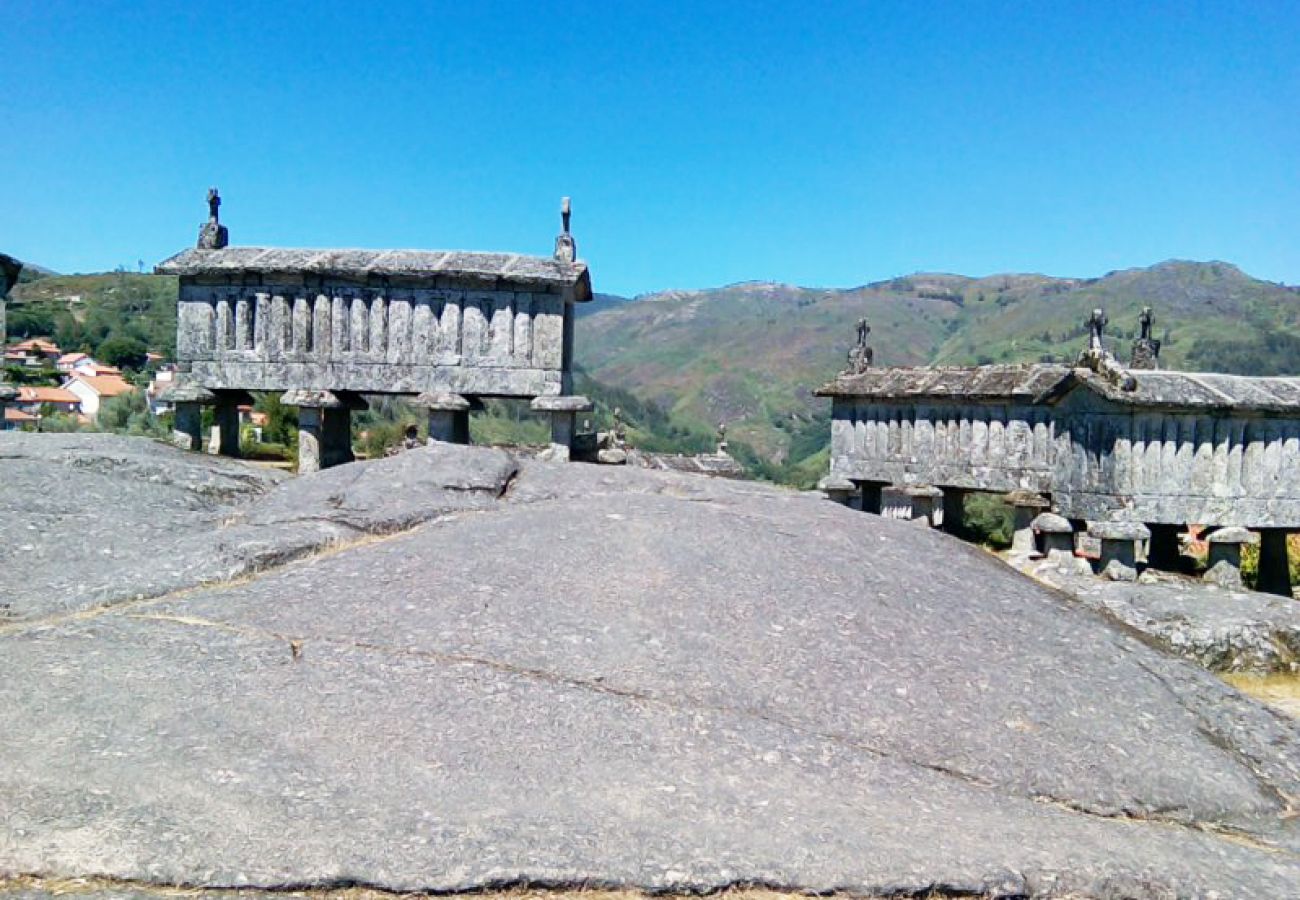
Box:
3;0;1297;296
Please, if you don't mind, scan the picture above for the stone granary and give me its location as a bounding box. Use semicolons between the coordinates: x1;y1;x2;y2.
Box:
816;310;1300;595
157;192;593;471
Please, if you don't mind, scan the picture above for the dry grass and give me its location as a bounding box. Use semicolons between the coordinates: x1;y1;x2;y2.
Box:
1222;672;1300;720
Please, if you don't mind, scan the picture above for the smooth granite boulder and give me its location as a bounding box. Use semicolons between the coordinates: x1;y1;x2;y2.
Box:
2;434;1299;898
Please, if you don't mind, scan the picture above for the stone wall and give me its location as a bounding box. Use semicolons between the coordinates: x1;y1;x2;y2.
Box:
177;281;571;396
1051;392;1300;526
828;398;1056;493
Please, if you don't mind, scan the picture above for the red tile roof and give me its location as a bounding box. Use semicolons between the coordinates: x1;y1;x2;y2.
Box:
17;386;80;405
69;374;135;397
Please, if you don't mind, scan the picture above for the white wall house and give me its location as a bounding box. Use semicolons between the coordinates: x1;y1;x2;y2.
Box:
62;374;134;419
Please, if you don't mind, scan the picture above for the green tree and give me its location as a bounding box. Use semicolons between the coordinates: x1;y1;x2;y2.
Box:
96;335;149;370
97;389;164;437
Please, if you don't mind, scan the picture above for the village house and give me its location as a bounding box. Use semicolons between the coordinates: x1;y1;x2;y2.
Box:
61;372;135;419
146;365;178;415
56;352;91;373
75;360;123;378
1;407;38;430
15;384;81;415
5;338;61;368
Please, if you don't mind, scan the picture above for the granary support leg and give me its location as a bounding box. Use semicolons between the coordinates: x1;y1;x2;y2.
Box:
283;390;362;474
157;380;215;452
818;476;856;506
1032;513;1075;556
906;485;943;528
1146;524;1182;571
210;392;248;458
1256;528;1293;597
1088;521;1151;580
320;406;357;468
172;401;203;451
856;480;886;515
416;392;471;445
941;488;967;536
296;406;325;475
531;395;593;462
1005;490;1051;556
1204;527;1257;590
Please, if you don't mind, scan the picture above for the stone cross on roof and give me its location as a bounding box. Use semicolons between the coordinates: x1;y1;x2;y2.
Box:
844;317;874;375
1075;306;1136;390
197;187;230;250
1086;308;1107;354
1131;306;1162;370
554;197;576;263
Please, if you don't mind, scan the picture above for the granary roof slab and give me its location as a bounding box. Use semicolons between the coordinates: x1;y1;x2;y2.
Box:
815;364;1075;404
819;363;1300;413
156;247;592;299
1076;369;1300;412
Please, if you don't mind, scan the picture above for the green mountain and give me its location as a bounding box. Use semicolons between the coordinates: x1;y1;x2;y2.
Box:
577;261;1300;472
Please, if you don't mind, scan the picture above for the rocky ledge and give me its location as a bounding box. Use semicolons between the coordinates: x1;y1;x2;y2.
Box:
1019;549;1300;674
1;433;1299;898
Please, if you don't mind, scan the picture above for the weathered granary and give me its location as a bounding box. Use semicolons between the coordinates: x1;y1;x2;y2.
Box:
817;310;1300;595
157;192;593;470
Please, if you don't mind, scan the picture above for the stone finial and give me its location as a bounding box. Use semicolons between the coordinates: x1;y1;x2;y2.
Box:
1130;306;1162;370
553;196;576;263
1075;306;1137;391
843;317;874;375
716;421;730;456
1086;308;1107;354
197;187;230;250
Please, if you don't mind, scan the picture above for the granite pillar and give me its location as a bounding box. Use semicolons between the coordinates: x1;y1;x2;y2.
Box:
1032;512;1075;556
531;395;593;462
1256;528;1293;597
1203;527;1257;589
856;480;886;515
1089;521;1151;577
158;381;215;453
941;488;967;535
283;390;362;474
906;485;943;528
1005;490;1051;556
0;384;16;432
416;392;471;445
1146;524;1183;572
211;398;242;458
172;401;203;452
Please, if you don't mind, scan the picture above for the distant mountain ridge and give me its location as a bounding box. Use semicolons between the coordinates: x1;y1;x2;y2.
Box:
576;260;1300;474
